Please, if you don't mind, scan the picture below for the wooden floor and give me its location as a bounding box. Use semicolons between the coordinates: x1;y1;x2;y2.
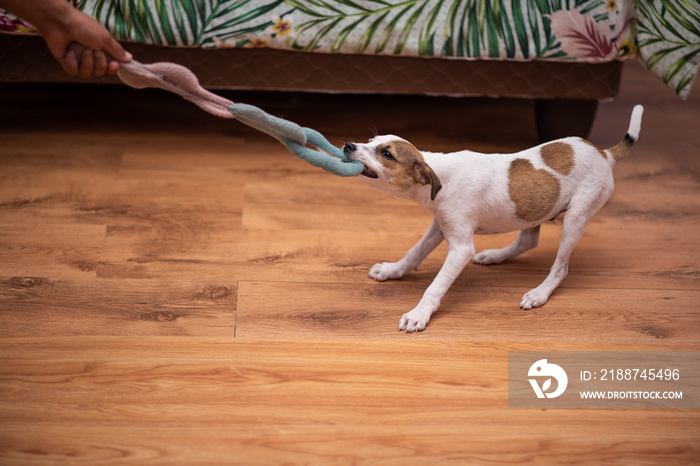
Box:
1;60;699;464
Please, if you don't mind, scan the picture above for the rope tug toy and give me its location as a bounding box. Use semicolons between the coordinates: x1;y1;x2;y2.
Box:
116;59;365;177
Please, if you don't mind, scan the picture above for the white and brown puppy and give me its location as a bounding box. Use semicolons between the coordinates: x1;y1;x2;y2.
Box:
343;105;643;332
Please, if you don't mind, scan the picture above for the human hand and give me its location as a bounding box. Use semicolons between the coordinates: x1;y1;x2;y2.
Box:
39;5;132;77
62;42;129;78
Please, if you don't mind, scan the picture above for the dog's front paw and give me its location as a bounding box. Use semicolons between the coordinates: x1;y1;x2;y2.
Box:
368;262;406;282
520;287;550;310
398;308;431;332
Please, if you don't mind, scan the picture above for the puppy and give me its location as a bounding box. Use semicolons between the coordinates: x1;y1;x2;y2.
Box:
343;105;643;332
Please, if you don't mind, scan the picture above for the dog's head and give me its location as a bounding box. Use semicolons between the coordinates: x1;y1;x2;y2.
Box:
343;135;442;201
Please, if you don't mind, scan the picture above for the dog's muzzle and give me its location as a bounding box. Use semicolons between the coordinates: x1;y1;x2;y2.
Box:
343;142;379;179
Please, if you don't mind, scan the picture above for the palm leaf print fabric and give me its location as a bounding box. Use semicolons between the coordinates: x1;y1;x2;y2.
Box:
633;0;700;99
1;0;697;98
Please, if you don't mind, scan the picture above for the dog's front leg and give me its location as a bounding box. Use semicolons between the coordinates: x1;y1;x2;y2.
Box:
399;232;475;332
369;217;444;281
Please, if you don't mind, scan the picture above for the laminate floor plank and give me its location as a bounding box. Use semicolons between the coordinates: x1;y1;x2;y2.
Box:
0;337;697;464
235;281;699;343
0;223;106;278
0;277;235;336
241;178;431;231
1;414;696;465
94;216;698;290
96;227;422;282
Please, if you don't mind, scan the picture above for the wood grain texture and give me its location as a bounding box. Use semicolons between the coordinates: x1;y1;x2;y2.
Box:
0;337;698;464
0;277;235;336
236;281;699;343
0;60;698;464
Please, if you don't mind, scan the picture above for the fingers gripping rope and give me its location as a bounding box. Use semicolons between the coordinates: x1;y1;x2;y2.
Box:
116;59;364;177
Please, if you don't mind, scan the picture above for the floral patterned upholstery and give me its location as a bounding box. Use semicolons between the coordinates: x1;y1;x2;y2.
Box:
1;0;697;98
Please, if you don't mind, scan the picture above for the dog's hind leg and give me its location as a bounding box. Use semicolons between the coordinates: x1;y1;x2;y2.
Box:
473;225;540;265
519;208;596;310
520;178;614;310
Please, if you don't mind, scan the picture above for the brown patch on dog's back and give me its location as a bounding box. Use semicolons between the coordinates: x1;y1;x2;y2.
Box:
540;142;574;175
582;139;608;160
508;159;561;222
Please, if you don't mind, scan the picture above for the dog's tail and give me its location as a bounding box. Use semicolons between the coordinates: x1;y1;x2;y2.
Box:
606;105;644;164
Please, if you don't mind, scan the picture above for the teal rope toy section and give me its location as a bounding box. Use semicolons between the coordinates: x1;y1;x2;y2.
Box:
229;103;364;177
284;129;365;177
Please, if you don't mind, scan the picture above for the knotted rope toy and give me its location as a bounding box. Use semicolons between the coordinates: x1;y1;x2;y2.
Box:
115;59;364;177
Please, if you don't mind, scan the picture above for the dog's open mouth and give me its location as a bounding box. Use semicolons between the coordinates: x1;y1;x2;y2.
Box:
361;165;379;179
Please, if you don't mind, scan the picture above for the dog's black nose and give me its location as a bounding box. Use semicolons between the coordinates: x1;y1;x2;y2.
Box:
343;142;356;153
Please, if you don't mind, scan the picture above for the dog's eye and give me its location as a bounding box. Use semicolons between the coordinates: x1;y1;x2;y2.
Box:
381;149;395;161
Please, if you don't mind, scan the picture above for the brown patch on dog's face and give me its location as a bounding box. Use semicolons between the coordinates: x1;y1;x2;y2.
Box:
376;140;442;200
508;158;561;222
540;142;575;176
582;139;608;160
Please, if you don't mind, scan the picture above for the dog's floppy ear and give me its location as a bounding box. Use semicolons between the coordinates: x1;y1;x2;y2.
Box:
413;161;442;201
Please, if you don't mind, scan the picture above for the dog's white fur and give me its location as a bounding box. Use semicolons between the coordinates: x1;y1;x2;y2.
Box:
343;105;643;332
